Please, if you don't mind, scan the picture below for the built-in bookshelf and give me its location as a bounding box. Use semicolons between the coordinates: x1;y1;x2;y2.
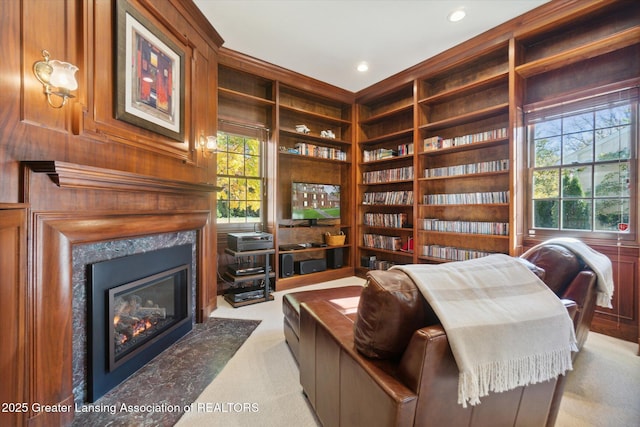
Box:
354;45;514;269
418;128;511;262
218;65;275;126
275;84;354;289
413;43;512;263
356;83;416;273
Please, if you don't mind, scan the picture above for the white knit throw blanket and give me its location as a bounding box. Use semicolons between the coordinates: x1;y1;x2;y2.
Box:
393;254;577;407
521;237;614;308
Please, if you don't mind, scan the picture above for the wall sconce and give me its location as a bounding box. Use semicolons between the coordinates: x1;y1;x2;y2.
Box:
198;134;217;158
33;49;78;108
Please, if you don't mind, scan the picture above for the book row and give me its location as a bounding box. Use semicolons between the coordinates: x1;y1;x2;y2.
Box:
420;219;509;235
363;234;403;251
422;245;495;261
364;213;409;228
423;127;508;151
294;142;347;160
423;191;509;205
424;159;509;178
363;191;414;205
363;166;414;183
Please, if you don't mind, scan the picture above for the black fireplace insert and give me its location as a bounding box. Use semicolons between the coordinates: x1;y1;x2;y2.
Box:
88;244;193;402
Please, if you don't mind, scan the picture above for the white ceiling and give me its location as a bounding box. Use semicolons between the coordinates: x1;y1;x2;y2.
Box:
193;0;549;92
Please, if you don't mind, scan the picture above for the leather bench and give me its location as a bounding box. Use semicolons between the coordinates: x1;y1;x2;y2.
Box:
283;285;363;362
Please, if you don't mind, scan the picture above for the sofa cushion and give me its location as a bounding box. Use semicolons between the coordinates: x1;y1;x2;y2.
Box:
521;244;582;295
354;269;431;359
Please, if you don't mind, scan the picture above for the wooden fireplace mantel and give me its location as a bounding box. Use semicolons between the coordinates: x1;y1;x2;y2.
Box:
22;160;222;195
21;161;220;427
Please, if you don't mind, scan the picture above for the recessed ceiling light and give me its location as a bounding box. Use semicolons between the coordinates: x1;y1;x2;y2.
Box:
357;62;369;72
448;8;466;22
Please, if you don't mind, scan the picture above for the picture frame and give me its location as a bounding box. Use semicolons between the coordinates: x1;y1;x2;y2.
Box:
115;0;185;141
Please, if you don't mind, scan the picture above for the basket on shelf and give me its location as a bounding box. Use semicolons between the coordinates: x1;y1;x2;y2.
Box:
324;231;346;246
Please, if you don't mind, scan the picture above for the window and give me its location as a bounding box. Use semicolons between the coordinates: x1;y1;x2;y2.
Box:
526;88;638;239
216;131;263;224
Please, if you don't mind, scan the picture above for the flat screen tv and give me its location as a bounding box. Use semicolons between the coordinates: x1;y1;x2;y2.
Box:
291;182;340;225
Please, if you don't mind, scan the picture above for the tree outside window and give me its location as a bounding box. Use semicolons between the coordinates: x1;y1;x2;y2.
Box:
528;93;635;236
216;132;262;224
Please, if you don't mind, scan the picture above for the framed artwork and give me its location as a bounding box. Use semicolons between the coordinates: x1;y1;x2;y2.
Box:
115;0;185;141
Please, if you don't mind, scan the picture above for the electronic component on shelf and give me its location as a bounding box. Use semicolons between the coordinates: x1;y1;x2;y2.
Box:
279;243;306;251
227;264;269;276
295;258;327;275
228;232;273;252
226;289;266;302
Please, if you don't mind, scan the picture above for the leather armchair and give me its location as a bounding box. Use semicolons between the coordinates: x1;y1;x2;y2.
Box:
296;245;599;427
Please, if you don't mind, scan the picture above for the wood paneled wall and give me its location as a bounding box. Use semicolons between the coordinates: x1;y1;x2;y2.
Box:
0;1;223;425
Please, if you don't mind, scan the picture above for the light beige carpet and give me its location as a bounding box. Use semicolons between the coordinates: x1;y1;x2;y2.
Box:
176;276;640;427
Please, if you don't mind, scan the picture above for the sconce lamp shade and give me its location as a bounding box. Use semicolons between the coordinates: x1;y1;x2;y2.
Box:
48;60;78;92
205;136;217;151
198;135;217;158
33;49;78;108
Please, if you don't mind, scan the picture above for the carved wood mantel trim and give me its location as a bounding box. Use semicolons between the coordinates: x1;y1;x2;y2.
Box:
22;160;221;195
21;162;219;426
28;211;210;427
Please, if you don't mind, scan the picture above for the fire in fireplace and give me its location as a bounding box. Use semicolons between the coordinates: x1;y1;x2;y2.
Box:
89;244;193;402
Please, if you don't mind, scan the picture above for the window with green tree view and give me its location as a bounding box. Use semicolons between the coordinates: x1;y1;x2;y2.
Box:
527;89;637;238
216;132;263;224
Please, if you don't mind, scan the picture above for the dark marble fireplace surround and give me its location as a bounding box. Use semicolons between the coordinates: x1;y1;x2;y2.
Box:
72;231;197;406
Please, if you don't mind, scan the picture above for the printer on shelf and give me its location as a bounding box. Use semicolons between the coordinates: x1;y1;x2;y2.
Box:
228;232;274;252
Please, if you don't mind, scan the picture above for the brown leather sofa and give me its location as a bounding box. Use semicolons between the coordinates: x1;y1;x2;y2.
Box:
283;244;598;427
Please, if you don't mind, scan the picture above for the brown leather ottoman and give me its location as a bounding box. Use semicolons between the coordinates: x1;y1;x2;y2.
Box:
283;285;363;363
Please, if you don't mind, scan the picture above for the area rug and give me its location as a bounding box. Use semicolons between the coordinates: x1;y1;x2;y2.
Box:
72;317;261;427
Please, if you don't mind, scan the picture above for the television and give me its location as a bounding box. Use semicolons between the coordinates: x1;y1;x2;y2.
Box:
291;182;341;225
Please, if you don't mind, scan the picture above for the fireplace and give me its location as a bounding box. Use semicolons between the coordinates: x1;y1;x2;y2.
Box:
88;244;193;401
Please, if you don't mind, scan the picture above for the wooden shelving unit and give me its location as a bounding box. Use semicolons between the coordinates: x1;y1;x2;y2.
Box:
223;247;275;308
274;83;354;288
355;83;416;274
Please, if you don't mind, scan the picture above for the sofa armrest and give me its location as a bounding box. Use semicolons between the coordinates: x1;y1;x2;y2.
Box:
300;300;417;427
396;325;475;426
561;270;596;308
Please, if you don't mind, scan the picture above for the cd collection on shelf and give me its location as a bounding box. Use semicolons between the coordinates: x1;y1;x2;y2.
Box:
363;148;396;162
421;219;509;235
364;213;409;228
422;245;494;261
363;166;414;183
363;190;414;205
423;127;508;151
396;143;414;156
363;234;403;251
363;143;413;162
423;191;509;205
424;159;509;178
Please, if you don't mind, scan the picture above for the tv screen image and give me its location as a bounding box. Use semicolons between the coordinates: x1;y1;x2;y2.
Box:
292;182;340;221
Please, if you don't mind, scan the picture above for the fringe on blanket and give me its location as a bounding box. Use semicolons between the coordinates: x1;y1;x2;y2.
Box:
458;344;577;407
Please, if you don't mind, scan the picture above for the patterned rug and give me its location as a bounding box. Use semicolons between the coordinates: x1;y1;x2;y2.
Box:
72;317;261;426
